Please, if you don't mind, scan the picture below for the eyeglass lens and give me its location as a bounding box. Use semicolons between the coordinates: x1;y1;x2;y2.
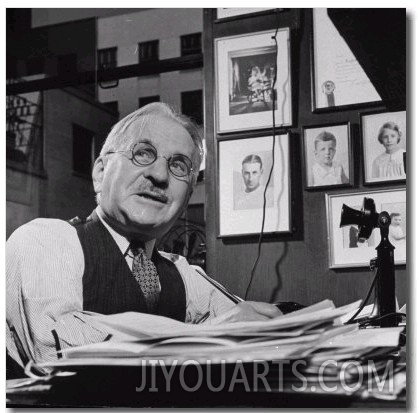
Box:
132;142;192;177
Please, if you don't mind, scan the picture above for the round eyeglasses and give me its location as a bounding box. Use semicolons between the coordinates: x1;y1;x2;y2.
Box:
106;141;195;178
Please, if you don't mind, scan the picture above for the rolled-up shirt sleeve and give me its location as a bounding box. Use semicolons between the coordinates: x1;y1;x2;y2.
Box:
164;254;236;324
6;219;111;365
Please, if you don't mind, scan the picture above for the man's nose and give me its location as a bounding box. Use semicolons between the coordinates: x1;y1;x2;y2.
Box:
144;157;169;184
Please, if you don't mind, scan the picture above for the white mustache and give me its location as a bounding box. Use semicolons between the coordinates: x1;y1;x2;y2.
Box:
137;181;168;203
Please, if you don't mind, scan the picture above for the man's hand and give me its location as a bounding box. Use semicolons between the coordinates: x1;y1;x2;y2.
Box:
212;301;282;324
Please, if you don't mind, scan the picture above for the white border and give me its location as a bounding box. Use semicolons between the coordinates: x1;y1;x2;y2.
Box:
215;29;292;133
218;134;291;236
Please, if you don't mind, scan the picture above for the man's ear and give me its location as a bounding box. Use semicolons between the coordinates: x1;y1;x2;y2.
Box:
92;157;106;196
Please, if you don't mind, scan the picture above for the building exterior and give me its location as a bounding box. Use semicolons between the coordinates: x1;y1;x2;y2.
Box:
96;8;203;119
6;85;117;238
7;9;205;257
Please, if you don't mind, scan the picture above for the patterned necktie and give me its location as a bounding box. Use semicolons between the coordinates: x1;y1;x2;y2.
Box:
130;243;160;312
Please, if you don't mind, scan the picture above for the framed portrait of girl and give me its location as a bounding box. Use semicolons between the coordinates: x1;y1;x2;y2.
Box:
361;110;406;184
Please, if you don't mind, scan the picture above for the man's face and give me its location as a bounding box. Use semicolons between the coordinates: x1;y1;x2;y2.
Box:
242;162;263;192
315;140;336;166
94;116;195;240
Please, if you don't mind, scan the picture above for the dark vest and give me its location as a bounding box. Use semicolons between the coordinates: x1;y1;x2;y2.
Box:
69;212;186;322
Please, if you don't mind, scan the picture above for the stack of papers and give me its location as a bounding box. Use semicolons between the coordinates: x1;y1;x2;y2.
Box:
32;299;405;400
37;300;400;366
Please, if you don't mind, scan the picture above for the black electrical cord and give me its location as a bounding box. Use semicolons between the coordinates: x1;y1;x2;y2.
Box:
245;11;281;300
346;267;380;324
358;312;406;328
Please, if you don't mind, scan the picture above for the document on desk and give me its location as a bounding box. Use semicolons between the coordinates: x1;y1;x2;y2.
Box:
36;299;374;368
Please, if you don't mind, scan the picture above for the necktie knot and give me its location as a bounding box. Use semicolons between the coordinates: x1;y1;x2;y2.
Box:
130;240;146;257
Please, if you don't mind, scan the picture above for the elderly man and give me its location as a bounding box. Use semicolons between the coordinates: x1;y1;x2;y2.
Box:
6;103;281;370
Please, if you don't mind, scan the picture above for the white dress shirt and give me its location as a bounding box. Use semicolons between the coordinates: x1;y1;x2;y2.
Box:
6;208;235;366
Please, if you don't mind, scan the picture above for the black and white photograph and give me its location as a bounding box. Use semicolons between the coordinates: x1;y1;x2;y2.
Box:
6;8;407;409
215;28;292;133
218;134;290;236
325;188;406;268
228;47;277;116
233;151;274;211
361;110;407;184
303;122;351;189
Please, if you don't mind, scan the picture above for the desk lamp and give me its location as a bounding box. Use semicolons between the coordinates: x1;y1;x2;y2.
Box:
340;197;398;327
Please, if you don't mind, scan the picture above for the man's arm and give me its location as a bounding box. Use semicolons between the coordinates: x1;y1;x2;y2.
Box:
170;255;281;324
6;219;112;365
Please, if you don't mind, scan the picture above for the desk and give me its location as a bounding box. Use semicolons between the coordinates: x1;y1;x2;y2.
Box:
7;358;406;408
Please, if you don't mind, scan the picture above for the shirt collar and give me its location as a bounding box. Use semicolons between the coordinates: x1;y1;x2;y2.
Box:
95;206;155;259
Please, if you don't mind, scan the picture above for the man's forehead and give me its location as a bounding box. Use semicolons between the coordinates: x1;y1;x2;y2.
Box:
126;115;193;152
242;162;262;171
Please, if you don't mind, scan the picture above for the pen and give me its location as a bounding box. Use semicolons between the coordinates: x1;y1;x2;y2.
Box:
193;266;243;304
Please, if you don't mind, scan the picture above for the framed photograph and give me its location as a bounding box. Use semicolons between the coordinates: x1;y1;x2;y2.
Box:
361;110;406;184
216;8;274;19
215;29;292;133
303;122;352;189
218;134;291;237
311;8;382;111
326;188;406;268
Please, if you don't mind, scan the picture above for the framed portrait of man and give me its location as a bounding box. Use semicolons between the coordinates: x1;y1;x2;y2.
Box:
218;134;291;237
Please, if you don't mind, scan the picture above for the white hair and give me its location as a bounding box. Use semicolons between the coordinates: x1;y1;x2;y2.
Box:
100;102;203;185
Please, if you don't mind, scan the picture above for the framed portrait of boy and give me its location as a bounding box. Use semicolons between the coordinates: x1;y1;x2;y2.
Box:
215;29;292;133
361;110;406;184
218;134;291;237
325;188;406;268
302;122;352;190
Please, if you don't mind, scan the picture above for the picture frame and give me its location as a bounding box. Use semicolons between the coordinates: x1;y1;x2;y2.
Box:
311;8;382;112
216;8;274;20
215;29;292;133
361;110;407;184
302;122;352;190
325;188;406;268
218;134;291;237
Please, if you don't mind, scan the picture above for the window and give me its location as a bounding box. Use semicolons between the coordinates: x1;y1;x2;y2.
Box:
180;33;202;56
72;124;96;177
181;90;203;125
97;47;117;69
57;54;77;77
6;92;44;173
26;56;44;76
138;40;159;63
103;101;119;114
139;95;160;108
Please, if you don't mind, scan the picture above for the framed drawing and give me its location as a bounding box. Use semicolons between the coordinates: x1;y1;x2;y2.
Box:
326;188;406;268
218;134;291;237
216;8;274;19
361;110;406;184
215;29;292;133
303;122;352;190
311;8;382;111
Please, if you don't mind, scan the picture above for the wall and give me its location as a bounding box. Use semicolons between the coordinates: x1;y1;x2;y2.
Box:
203;9;406;307
97;8;203;117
